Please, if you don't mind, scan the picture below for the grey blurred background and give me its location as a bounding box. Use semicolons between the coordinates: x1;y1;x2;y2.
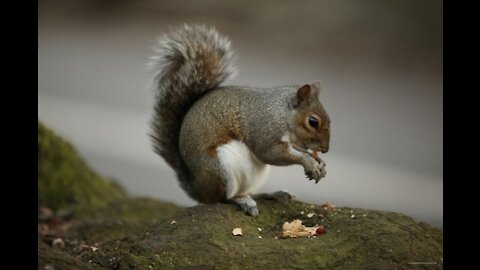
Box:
38;0;443;227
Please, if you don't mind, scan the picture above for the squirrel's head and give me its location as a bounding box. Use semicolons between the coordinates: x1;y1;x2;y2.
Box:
288;81;330;154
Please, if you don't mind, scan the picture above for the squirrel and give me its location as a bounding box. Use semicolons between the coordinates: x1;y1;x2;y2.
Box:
149;24;330;216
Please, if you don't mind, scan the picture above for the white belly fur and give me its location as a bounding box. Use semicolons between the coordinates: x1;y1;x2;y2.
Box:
216;140;271;199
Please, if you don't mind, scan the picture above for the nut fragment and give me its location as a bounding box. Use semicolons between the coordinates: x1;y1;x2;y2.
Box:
280;219;327;239
232;228;243;236
282;219;305;232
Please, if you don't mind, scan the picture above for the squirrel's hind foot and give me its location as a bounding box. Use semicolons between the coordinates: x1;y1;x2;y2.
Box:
252;190;296;201
229;195;259;216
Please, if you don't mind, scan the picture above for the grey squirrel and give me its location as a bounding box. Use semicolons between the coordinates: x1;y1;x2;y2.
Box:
149;25;330;216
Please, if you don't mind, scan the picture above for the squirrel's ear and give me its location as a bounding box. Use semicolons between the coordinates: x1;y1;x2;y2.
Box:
291;84;312;109
311;81;321;96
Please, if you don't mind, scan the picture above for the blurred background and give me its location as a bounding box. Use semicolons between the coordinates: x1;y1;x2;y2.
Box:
38;0;443;227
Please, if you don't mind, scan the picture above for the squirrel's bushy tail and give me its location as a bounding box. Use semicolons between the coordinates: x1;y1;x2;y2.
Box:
149;24;236;195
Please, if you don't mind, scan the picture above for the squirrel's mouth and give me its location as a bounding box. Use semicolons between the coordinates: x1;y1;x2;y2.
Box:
293;141;326;156
291;142;310;154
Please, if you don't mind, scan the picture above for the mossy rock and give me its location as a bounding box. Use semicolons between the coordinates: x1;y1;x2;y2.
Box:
39;196;183;269
40;198;443;269
38;121;125;214
75;198;441;270
38;122;183;269
66;197;181;244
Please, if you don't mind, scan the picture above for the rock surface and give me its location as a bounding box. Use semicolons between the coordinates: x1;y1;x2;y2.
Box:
38;122;443;269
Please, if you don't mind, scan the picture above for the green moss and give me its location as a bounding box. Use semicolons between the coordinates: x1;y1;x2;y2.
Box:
38;121;125;213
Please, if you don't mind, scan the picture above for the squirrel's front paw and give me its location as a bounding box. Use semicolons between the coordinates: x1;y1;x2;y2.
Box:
304;158;326;183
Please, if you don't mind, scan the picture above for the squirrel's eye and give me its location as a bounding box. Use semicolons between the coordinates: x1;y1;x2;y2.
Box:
308;116;318;128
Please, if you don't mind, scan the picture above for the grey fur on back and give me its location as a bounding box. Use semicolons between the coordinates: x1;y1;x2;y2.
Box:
149;24;237;194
